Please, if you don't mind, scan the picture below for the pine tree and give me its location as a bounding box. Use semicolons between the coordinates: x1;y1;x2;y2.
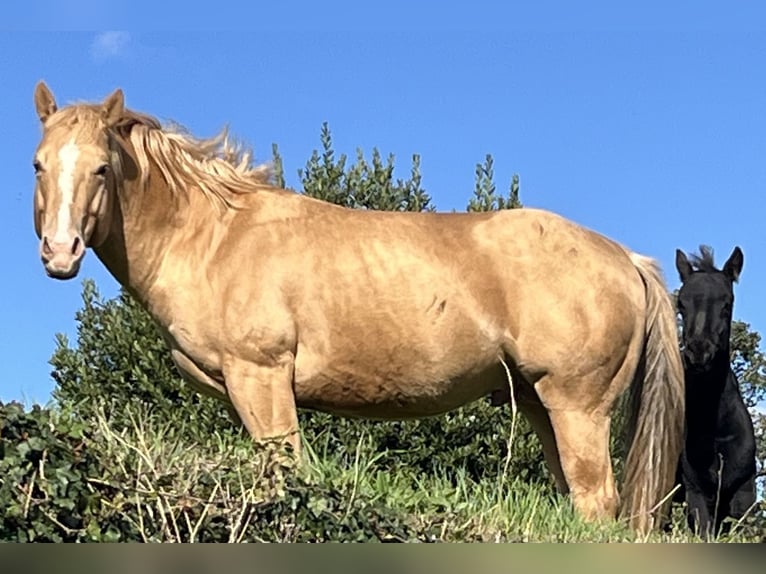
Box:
297;122;432;212
730;320;766;410
467;154;522;212
271;143;286;189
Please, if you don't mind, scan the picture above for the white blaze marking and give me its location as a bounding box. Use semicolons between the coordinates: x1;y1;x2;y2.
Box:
54;139;80;244
692;309;707;336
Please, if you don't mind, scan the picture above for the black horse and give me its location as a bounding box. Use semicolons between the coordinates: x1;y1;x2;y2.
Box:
674;245;756;538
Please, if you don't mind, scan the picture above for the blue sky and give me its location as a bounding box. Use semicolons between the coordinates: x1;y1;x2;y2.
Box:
2;12;766;406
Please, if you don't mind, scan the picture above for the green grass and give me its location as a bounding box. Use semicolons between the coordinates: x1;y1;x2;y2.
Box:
74;403;763;543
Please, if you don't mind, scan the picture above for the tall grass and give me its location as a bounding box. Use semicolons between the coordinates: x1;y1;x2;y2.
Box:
75;403;763;543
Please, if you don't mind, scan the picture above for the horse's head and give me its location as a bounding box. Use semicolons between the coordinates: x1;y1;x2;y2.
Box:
675;245;742;372
32;81;125;279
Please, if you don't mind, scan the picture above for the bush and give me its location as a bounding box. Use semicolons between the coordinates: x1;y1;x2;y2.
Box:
0;401;105;542
0;401;420;542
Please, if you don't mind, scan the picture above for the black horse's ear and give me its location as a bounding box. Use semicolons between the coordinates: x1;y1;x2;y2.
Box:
675;249;693;283
722;246;743;283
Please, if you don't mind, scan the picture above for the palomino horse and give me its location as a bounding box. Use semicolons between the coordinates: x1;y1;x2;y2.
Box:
31;81;684;532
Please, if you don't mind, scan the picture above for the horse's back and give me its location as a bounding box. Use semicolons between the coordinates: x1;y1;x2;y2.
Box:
222;198;650;361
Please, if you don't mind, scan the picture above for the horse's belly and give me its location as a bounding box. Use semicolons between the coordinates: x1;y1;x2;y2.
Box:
293;363;507;419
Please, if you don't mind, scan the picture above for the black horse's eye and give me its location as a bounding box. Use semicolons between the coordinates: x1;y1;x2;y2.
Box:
33;160;43;173
94;164;109;177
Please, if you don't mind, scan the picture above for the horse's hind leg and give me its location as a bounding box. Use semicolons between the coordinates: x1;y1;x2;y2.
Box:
546;408;618;521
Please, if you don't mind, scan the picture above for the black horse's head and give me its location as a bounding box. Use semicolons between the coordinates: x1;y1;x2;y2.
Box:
675;245;743;372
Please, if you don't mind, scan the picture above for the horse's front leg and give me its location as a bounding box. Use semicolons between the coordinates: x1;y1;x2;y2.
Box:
727;476;756;520
223;352;301;456
684;487;714;539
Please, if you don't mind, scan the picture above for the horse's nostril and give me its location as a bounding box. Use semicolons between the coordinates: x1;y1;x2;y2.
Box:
71;236;82;256
42;237;53;257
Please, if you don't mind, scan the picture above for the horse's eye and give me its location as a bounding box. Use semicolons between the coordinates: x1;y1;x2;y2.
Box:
94;164;109;177
33;160;43;174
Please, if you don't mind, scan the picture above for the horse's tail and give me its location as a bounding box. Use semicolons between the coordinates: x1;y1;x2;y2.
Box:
620;252;685;532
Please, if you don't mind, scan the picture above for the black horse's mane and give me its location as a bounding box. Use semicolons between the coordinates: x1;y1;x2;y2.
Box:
688;245;719;273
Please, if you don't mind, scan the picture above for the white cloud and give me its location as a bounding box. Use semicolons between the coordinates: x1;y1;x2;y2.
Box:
91;31;131;62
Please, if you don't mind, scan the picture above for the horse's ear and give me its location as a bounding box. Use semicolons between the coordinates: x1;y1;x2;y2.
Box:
722;246;743;283
101;88;125;128
34;81;57;123
675;249;693;283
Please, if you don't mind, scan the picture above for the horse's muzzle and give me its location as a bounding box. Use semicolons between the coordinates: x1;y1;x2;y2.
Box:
41;235;85;280
682;342;716;372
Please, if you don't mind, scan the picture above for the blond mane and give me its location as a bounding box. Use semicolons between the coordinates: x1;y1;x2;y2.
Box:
51;103;275;211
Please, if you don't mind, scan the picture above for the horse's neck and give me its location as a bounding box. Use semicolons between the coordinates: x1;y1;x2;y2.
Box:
94;172;212;307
